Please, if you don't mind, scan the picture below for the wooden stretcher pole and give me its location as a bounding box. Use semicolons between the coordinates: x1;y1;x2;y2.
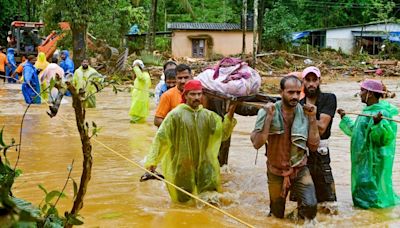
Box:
346;111;400;124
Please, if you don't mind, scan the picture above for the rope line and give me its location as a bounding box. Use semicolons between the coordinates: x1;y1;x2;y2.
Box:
19;80;255;227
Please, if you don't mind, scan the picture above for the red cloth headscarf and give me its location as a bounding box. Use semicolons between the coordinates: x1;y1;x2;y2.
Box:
181;80;203;103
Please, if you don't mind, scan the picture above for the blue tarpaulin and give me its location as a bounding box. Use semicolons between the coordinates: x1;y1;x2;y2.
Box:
128;25;140;35
388;32;400;43
291;31;310;41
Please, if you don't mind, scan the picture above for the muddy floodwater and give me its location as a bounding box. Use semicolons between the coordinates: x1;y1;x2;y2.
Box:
2;78;400;227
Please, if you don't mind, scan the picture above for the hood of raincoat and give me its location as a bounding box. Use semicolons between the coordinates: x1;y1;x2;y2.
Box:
35;52;49;70
62;50;70;59
60;50;74;74
7;48;14;55
144;103;238;203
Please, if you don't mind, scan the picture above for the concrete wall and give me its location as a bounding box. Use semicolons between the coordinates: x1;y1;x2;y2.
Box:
326;23;400;54
171;30;254;58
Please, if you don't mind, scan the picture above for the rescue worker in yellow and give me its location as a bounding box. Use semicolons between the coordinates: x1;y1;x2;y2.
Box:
73;59;103;108
129;59;151;123
35;52;49;100
144;80;237;203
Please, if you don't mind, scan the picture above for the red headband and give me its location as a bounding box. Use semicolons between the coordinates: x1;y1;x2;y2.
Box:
182;80;203;103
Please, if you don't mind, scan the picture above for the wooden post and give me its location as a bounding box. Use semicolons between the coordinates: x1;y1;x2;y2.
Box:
252;0;258;66
241;0;247;59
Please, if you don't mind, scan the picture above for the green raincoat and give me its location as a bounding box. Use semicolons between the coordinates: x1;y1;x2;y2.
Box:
145;104;237;203
73;66;102;108
129;66;151;123
339;100;399;209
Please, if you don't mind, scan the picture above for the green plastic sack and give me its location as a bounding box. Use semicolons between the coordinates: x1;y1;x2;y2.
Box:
340;100;400;209
145;104;236;203
129;66;151;121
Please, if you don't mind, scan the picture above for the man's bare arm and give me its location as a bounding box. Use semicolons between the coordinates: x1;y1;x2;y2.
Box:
154;116;164;127
318;113;332;135
304;103;320;151
251;103;274;149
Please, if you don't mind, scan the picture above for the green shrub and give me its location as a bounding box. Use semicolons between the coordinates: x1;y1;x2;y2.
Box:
271;56;286;68
155;37;171;52
139;51;164;66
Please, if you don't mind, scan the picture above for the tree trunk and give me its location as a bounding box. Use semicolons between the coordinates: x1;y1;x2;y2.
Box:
241;0;247;59
252;0;258;66
257;0;265;51
65;82;93;228
146;0;158;51
71;24;87;69
26;0;31;21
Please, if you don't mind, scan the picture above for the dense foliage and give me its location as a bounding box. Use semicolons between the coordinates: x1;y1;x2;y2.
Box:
2;0;400;52
262;0;400;49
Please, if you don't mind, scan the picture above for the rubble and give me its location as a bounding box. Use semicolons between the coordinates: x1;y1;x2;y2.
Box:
116;49;399;96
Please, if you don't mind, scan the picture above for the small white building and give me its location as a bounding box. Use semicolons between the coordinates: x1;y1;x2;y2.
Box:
293;21;400;54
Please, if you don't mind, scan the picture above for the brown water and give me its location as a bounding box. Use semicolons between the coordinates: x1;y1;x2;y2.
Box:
2;79;400;227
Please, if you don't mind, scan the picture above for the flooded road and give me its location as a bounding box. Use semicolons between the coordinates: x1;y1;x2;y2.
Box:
1;78;400;227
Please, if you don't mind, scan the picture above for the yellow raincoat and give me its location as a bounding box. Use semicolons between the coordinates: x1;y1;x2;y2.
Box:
73;66;102;108
35;52;49;100
129;66;151;123
145;104;237;203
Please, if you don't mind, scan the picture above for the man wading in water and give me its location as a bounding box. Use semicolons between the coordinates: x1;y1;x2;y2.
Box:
338;79;400;209
145;80;237;203
292;67;338;214
251;76;320;220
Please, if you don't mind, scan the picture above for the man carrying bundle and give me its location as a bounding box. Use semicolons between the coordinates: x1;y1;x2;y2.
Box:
145;80;237;203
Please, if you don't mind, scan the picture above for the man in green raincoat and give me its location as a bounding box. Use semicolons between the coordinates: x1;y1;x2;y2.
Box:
73;59;103;108
144;80;237;203
338;79;399;209
129;59;151;123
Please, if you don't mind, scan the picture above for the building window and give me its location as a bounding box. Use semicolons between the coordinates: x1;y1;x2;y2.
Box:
192;39;205;57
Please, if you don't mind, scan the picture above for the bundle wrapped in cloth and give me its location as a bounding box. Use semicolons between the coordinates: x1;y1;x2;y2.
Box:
195;57;261;97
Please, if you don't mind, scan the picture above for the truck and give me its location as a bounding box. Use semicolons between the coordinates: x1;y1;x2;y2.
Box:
10;21;118;63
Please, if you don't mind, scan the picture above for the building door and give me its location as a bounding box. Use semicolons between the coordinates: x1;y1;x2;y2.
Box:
192;39;205;57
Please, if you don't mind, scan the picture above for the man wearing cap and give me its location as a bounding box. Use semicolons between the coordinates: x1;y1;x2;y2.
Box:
144;80;237;203
299;66;338;212
338;79;399;209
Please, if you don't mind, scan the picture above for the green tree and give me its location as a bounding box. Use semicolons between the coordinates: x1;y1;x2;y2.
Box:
145;0;194;51
43;0;146;66
262;1;299;50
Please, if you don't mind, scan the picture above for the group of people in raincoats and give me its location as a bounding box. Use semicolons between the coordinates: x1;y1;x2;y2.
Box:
3;48;103;108
139;61;399;219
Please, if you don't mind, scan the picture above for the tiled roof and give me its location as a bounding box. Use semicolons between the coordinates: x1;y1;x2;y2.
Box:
167;22;241;31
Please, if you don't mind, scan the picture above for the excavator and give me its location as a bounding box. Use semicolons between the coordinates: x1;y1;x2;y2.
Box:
9;21;118;63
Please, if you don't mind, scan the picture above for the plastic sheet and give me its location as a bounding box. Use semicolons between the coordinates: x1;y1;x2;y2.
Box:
339;100;400;208
145;104;236;202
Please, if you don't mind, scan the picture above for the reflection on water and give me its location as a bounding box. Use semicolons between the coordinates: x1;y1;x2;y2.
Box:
1;79;400;227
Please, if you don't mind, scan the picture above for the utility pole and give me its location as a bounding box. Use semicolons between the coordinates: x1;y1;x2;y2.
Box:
252;0;258;66
241;0;247;59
